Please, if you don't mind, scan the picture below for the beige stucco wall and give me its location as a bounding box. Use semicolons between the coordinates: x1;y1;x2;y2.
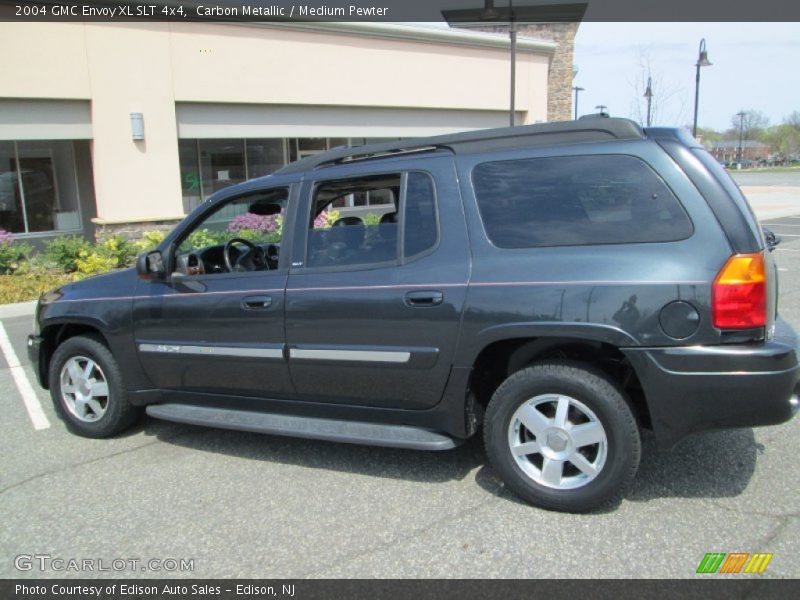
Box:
0;22;552;224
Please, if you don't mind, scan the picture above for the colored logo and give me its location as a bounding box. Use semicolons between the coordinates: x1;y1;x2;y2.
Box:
696;552;773;574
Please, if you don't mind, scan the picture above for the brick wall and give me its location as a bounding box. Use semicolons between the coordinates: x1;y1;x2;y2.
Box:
465;22;579;122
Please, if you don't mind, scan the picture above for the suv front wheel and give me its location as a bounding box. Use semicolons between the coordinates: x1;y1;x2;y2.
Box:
484;361;641;512
49;335;141;438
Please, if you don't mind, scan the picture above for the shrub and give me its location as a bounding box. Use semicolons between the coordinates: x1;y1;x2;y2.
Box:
0;272;72;304
314;209;340;229
0;230;33;275
363;213;382;226
137;230;167;252
185;228;222;250
74;250;118;280
96;235;138;268
228;212;283;244
44;235;91;273
228;212;281;235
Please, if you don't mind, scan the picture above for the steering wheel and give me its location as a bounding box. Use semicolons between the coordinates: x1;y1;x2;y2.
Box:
223;238;267;272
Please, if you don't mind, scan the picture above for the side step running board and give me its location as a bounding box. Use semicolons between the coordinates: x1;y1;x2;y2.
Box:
145;403;460;451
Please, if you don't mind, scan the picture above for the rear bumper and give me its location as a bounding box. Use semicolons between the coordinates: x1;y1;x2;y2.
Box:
623;322;799;448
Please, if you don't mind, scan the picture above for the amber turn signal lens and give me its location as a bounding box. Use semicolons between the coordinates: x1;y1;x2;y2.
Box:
712;253;766;329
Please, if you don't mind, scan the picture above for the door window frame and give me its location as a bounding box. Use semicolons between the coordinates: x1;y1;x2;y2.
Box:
161;183;299;283
291;167;440;275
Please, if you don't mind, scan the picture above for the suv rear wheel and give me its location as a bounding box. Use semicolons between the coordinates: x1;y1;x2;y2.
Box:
484;361;640;512
49;335;141;438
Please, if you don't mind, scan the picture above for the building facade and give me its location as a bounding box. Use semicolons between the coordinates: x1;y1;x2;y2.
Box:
709;140;771;164
0;21;559;241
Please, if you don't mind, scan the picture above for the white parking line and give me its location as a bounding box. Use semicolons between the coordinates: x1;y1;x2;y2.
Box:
0;321;50;430
777;248;800;252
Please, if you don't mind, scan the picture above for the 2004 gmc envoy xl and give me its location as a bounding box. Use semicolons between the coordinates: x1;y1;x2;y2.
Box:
28;118;800;512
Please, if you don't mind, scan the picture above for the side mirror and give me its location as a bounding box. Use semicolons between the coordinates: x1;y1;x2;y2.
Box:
136;250;165;280
763;228;781;252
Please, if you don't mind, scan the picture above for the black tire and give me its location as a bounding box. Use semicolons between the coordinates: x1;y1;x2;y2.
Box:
48;334;141;438
484;361;641;512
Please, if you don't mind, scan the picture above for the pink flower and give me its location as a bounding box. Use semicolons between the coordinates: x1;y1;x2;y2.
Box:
0;229;15;246
228;212;281;234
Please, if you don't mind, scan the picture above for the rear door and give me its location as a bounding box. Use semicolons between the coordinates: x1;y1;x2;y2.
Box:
284;155;470;409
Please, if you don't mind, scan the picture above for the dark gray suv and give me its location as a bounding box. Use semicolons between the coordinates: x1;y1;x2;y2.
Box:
28;117;799;512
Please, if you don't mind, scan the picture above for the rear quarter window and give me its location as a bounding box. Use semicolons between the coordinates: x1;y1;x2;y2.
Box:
472;154;693;248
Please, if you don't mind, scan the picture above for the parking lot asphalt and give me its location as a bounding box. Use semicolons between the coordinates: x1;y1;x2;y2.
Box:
1;219;799;580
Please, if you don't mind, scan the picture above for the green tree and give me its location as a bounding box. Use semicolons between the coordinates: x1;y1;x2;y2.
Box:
730;110;770;142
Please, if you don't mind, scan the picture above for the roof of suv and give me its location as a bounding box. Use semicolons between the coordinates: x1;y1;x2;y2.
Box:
275;117;646;175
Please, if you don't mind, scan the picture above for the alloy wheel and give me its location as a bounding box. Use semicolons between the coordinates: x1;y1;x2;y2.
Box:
59;355;110;423
508;394;608;490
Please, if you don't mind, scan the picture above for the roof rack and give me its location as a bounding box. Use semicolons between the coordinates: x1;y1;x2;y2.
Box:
274;117;645;175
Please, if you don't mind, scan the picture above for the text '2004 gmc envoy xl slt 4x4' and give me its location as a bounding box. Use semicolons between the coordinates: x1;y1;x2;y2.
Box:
28;117;799;512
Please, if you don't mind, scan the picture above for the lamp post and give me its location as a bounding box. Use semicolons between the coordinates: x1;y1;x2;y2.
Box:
737;110;746;164
643;76;653;127
572;86;584;120
442;1;588;128
692;38;712;138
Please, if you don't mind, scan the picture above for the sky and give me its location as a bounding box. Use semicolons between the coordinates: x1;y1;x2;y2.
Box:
573;22;800;131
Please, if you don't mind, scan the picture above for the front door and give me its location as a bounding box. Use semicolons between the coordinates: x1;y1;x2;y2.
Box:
133;186;295;399
284;156;470;410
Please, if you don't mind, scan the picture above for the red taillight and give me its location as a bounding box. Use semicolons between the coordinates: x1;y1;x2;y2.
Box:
712;253;766;329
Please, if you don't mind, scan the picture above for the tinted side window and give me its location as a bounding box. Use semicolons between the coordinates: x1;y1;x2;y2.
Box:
403;172;438;258
306;174;401;269
472;155;693;248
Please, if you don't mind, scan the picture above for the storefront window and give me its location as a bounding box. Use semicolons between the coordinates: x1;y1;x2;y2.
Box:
246;139;285;179
178;137;404;209
0;140;81;234
199;139;246;197
179;139;201;214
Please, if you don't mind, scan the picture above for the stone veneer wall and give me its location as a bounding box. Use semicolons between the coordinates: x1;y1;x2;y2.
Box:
465;22;579;123
93;220;182;242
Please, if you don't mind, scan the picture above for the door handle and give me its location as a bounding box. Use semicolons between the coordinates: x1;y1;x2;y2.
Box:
242;295;272;310
404;290;443;307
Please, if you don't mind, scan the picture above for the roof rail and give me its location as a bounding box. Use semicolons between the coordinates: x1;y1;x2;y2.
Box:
274;117;645;175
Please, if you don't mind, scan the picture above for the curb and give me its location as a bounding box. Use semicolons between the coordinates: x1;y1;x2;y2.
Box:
0;300;37;320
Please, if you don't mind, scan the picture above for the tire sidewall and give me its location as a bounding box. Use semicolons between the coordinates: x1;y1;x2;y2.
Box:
49;336;132;438
485;364;640;512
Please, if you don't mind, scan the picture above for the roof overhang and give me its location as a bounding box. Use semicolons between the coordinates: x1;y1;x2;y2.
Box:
242;22;557;54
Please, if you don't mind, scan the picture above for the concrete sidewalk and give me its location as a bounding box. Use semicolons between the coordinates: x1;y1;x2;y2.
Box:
0;300;36;319
741;186;800;220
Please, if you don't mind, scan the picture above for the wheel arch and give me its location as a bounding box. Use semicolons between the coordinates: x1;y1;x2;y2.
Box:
38;318;112;389
464;325;651;430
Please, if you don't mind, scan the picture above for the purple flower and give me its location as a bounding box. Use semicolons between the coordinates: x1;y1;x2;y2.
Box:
0;229;15;246
228;212;282;234
314;210;332;229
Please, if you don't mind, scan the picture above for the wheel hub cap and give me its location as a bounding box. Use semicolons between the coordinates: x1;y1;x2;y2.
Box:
508;394;608;490
59;355;110;423
546;430;569;452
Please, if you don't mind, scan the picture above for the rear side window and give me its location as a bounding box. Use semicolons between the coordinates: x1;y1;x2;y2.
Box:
403;171;438;258
472;154;693;248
